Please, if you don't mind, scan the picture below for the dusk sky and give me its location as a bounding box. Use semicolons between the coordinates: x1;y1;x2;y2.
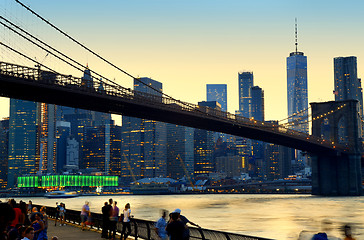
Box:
1;0;364;124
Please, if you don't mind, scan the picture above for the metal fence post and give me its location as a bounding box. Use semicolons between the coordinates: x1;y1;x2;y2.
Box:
197;228;206;240
133;220;138;240
146;222;151;240
224;233;231;240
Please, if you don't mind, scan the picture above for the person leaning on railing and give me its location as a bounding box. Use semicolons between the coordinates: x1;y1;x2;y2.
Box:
120;203;132;240
80;201;90;231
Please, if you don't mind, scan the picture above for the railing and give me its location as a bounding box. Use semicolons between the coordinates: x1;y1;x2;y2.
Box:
0;61;348;151
35;204;272;240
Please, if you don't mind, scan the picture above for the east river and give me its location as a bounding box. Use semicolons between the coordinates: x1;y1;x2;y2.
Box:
5;194;364;240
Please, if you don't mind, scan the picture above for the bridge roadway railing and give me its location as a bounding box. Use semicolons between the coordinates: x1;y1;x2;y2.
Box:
35;204;272;240
0;61;346;151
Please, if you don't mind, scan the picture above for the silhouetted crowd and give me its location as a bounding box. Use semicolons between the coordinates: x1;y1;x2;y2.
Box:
0;199;52;240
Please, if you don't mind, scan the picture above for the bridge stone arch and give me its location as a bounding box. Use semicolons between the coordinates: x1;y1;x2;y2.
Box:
310;100;362;196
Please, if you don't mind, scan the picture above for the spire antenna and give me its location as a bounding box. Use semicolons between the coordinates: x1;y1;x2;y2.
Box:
295;18;298;53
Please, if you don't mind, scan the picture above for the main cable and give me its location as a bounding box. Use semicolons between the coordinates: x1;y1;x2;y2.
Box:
0;20;90;81
0;41;58;74
0;16;118;87
15;0;188;106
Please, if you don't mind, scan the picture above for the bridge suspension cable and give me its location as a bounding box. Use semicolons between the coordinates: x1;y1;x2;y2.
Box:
14;0;135;79
14;0;196;112
283;103;348;127
0;16;118;87
0;41;58;74
278;106;311;123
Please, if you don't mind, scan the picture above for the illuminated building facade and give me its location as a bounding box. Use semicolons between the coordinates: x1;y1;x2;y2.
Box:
167;124;194;180
8;99;38;187
206;84;229;142
238;72;254;118
264;121;280;180
56;121;71;172
194;101;219;176
83;124;121;175
215;155;243;178
39;103;57;174
121;78;167;183
206;84;227;112
287;48;308;175
334;56;363;122
236;72;255;172
17;175;118;188
251;86;264;121
251;86;265;179
0;119;9;188
287;51;308;133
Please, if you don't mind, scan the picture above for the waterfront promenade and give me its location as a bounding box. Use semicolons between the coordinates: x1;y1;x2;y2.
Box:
47;219;101;239
47;218;129;240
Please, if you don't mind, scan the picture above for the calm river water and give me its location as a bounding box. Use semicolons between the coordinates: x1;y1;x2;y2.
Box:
6;194;364;240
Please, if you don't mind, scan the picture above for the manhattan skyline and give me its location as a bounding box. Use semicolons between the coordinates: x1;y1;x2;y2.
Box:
1;0;364;123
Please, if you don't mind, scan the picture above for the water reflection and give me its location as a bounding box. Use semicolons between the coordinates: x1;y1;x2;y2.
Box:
5;194;364;240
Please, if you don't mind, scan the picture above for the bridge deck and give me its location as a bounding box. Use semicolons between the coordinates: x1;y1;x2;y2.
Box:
0;61;348;155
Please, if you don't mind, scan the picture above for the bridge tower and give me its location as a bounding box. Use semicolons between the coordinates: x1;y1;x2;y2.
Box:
310;100;362;196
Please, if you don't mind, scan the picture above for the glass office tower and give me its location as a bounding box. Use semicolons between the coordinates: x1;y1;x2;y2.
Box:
206;84;227;112
287;52;308;133
8;99;38;187
238;72;254;118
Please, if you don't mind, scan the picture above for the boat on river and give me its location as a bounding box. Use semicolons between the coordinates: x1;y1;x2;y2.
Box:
44;190;79;198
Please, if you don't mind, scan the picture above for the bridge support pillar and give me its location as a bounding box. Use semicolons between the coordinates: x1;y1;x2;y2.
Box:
311;153;362;196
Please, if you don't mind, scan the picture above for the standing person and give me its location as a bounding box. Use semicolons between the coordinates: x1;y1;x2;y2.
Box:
22;227;34;240
9;199;23;227
101;202;110;238
155;210;168;240
166;212;184;240
39;207;48;237
29;208;40;223
31;213;46;240
19;201;30;226
120;203;132;240
106;199;113;239
58;204;65;226
80;201;90;231
54;203;60;227
109;201;119;240
27;201;32;215
172;209;200;240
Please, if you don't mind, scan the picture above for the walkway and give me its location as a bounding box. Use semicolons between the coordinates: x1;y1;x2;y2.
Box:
47;219;130;240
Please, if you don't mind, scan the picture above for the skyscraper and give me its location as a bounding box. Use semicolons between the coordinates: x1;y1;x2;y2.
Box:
250;86;265;178
0;119;9;188
238;72;254;118
39;103;57;174
334;56;363;116
8;99;38;187
167;123;194;180
121;78;167;183
83;124;121;175
194;101;218;176
56;121;71;173
286;22;308;133
251;86;264;121
286;19;308;174
207;84;228;142
206;84;227;112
